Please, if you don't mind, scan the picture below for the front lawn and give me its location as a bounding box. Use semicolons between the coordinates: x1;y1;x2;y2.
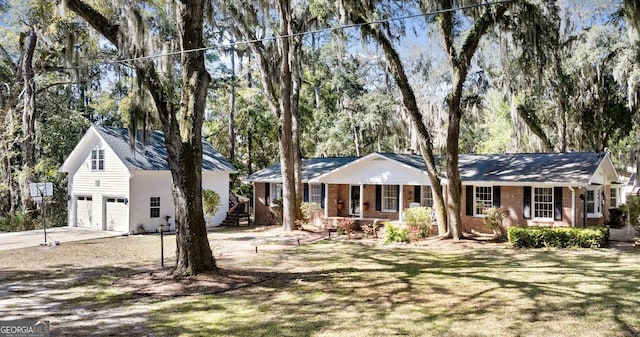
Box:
0;233;639;336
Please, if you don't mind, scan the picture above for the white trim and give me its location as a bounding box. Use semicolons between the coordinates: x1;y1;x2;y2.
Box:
349;185;361;216
464;180;585;187
313;152;430;184
585;186;602;217
382;185;398;212
473;186;493;217
569;186;576;227
532;186;554;221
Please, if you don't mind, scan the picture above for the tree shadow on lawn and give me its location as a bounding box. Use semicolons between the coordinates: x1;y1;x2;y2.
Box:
135;240;640;336
2;240;640;336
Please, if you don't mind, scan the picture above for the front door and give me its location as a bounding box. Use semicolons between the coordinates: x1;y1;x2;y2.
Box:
350;185;361;216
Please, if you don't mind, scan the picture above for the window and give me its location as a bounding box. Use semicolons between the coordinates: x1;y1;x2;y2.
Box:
382;185;398;212
309;184;322;204
421;186;434;208
270;183;283;204
533;187;553;219
91;149;104;171
474;186;493;216
610;188;618;208
586;187;601;215
150;197;160;218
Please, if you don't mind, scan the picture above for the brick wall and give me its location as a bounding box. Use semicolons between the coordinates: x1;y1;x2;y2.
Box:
253;182;613;230
253;182;279;225
461;185;593;234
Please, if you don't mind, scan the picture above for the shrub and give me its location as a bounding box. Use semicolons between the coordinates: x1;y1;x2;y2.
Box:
508;226;608;248
300;202;320;222
339;217;354;238
620;196;640;232
404;207;433;239
482;207;510;241
202;189;221;216
385;223;409;244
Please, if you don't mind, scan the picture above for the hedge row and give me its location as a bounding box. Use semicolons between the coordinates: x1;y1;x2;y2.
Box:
507;226;609;248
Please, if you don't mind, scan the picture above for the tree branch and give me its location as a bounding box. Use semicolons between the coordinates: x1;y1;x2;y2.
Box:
65;0;120;47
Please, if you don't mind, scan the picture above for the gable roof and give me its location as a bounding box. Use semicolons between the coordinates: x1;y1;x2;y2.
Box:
243;152;616;186
61;125;236;172
243;157;358;183
457;152;609;185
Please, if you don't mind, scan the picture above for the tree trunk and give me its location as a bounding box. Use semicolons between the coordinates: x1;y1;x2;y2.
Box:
66;0;216;275
171;0;216;275
358;21;449;235
290;32;304;222
20;26;37;222
229;47;236;161
277;0;297;231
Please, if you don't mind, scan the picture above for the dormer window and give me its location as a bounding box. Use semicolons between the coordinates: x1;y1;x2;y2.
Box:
91;149;104;171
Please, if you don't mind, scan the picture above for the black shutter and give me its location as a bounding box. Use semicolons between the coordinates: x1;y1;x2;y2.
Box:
465;185;474;216
523;186;531;219
320;184;326;209
554;187;563;221
303;184;309;202
265;183;271;206
375;185;382;211
414;186;421;203
395;185;400;211
493;186;501;208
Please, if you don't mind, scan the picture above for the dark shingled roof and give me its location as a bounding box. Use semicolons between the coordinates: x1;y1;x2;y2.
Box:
95;126;236;172
456;152;603;184
245;152;605;184
243;157;359;182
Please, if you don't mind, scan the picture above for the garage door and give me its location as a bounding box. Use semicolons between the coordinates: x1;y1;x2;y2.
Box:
105;198;127;231
76;196;93;228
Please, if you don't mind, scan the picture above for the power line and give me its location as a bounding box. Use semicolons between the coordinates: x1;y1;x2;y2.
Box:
68;0;514;72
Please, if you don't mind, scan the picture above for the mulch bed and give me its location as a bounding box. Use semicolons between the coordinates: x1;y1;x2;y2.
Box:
114;267;281;297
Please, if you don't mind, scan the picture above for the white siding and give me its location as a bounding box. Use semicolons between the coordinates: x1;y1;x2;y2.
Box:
129;171;175;233
321;157;428;185
68;136;130;230
203;171;230;227
129;170;230;231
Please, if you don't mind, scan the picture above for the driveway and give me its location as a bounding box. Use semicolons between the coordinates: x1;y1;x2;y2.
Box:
0;227;124;251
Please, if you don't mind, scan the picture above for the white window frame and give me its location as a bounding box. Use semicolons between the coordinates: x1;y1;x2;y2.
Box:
420;186;434;208
610;187;618;208
533;187;554;220
382;185;398;212
474;186;493;217
91;148;104;171
270;183;283;205
586;187;602;217
150;197;160;218
309;183;322;204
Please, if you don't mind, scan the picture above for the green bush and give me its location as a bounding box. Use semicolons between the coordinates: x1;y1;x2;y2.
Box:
508;226;609;248
620;196;640;233
385;223;409;244
202;189;221;216
482;207;510;241
404;206;432;239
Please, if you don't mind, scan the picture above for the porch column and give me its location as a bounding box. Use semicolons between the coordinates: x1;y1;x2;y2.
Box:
569;186;576;227
324;183;329;218
359;184;364;219
398;184;404;221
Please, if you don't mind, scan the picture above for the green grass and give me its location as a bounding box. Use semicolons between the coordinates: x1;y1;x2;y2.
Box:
1;235;639;336
149;241;640;337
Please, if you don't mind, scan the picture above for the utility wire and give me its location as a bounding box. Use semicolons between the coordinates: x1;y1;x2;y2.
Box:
67;0;514;72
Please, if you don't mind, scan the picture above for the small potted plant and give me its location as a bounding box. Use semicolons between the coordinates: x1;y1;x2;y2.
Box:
337;199;344;210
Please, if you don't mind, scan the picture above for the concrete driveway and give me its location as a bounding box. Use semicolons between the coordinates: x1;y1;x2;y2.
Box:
0;227;124;251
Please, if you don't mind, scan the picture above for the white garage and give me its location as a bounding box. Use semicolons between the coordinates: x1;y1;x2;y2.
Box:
104;197;128;232
60;126;236;233
75;196;93;228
